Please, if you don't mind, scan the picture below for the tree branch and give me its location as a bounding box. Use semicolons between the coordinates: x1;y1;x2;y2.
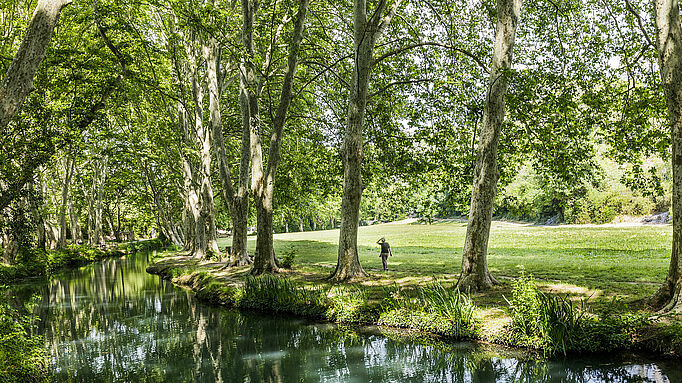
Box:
373;41;489;73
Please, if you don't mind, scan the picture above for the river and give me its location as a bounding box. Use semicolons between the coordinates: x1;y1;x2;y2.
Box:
10;252;681;382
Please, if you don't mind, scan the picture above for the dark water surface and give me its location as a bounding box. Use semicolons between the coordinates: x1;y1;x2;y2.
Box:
12;252;682;382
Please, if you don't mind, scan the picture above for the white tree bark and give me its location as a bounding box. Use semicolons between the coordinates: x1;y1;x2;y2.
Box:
205;37;252;266
0;0;71;129
652;0;682;312
57;154;74;248
458;0;521;291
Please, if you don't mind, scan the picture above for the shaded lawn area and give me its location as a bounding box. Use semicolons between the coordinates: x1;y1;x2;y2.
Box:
205;220;671;311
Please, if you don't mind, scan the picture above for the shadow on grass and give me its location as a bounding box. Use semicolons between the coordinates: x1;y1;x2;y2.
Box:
273;239;668;304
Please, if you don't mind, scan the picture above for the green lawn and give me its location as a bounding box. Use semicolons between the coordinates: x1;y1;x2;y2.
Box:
214;219;671;309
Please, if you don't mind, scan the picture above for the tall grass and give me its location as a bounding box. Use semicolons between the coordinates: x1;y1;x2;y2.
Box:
379;281;478;338
506;271;586;354
240;275;327;318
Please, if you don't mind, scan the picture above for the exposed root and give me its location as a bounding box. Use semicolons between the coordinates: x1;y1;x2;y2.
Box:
326;265;368;283
652;279;682;314
456;271;498;293
248;264;281;276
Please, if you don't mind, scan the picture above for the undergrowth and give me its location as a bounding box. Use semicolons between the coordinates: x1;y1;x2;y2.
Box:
150;262;674;356
0;287;46;383
502;270;653;355
379;281;478;338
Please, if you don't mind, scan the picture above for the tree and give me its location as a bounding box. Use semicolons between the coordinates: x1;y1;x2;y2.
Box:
652;0;682;312
457;0;522;291
0;0;71;130
249;0;310;274
0;0;71;211
329;0;403;282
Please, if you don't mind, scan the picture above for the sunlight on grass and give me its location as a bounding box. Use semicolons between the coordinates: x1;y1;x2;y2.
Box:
208;221;671;309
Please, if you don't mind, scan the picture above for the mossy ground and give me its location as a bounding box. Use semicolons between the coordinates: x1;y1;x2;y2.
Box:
147;220;682;356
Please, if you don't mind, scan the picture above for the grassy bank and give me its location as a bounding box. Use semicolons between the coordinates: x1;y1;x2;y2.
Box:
0;239;166;284
147;220;682;357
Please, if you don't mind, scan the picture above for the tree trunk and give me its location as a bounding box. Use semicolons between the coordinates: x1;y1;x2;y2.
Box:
195;68;220;258
57;155;74;248
68;197;81;244
205;37;252;266
652;0;682;312
0;0;71;129
250;0;309;275
331;0;402;282
458;0;521;292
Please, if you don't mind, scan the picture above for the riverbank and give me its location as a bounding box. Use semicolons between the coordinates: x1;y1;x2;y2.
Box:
147;253;682;358
0;240;167;383
0;239;165;284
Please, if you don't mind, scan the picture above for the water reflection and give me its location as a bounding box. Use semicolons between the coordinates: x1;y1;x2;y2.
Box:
13;254;681;382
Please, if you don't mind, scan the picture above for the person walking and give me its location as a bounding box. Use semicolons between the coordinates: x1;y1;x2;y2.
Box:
377;237;392;271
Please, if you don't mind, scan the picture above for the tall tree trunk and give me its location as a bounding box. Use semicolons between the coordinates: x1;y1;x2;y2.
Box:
68;195;81;244
457;0;521;291
139;158;183;247
205;37;252;266
0;0;71;129
57;155;74;248
94;156;107;245
249;0;309;275
330;0;402;282
193;55;220;258
652;0;682;312
28;183;46;250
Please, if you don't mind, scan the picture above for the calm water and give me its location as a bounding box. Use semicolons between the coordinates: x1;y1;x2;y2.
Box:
11;252;682;382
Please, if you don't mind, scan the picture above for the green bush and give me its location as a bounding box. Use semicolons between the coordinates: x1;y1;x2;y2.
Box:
505;271;585;354
326;286;379;323
279;249;296;269
378;281;478;339
121;239;168;253
239;275;328;318
0;288;47;383
504;271;653;355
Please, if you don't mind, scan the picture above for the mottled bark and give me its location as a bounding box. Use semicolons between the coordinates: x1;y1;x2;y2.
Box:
205;37;252;266
0;0;71;129
250;0;309;275
652;0;682;312
331;0;402;282
458;0;521;292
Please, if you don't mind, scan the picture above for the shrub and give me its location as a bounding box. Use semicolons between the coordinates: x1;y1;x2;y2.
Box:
279;249;296;269
505;271;585;354
504;271;653;355
240;275;328;318
378;281;478;338
0;288;47;383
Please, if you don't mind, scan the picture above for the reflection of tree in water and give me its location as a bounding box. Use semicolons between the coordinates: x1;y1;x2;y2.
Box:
12;253;678;383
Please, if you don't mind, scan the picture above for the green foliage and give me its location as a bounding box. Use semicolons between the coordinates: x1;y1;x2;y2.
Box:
326;286;379;323
279;249;296;269
0;288;47;383
0;244;131;284
379;281;478;339
499;153;670;224
240;275;328;318
505;271;586;354
504;271;653;355
121;239;169;253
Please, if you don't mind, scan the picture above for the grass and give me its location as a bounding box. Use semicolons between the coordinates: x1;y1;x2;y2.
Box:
209;220;671;309
149;220;681;355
